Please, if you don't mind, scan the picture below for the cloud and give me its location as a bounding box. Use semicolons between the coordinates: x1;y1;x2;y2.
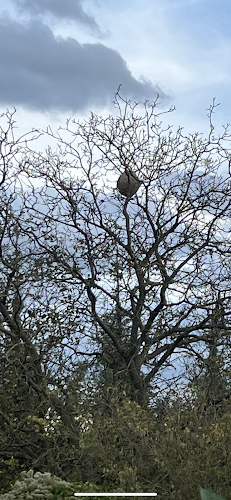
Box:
13;0;100;33
0;17;167;113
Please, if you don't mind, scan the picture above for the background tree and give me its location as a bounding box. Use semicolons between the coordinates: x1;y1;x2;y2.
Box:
0;116;90;483
184;292;231;416
16;92;231;408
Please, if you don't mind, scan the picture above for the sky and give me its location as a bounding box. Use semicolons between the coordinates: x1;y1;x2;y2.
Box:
0;0;231;141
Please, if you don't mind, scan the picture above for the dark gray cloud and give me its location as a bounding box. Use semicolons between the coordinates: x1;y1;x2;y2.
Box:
0;17;167;113
14;0;100;33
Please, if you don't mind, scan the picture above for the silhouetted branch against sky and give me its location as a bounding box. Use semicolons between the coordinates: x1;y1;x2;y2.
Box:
0;95;229;405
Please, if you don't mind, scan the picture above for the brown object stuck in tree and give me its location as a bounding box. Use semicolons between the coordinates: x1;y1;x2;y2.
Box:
117;171;142;198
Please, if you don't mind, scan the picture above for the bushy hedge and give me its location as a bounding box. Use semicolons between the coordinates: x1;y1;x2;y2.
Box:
1;396;231;499
0;470;121;500
0;469;228;500
0;470;73;500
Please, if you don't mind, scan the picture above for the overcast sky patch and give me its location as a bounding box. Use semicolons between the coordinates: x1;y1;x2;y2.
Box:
13;0;100;33
0;17;166;113
0;0;230;135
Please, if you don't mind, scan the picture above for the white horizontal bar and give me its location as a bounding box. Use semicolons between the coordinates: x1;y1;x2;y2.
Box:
74;494;157;497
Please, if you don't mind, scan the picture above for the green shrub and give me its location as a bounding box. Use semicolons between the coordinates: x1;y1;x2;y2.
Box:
0;470;118;500
0;469;74;500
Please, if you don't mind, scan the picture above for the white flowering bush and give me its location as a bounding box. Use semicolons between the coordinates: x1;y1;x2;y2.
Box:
0;470;117;500
0;469;75;500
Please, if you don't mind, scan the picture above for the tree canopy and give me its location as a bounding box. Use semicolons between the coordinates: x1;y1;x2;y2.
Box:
1;94;231;408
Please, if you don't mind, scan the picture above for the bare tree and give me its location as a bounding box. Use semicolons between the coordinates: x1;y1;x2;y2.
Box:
0;114;93;479
4;94;231;408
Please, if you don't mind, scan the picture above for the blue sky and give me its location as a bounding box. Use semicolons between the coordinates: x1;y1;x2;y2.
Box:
0;0;231;138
